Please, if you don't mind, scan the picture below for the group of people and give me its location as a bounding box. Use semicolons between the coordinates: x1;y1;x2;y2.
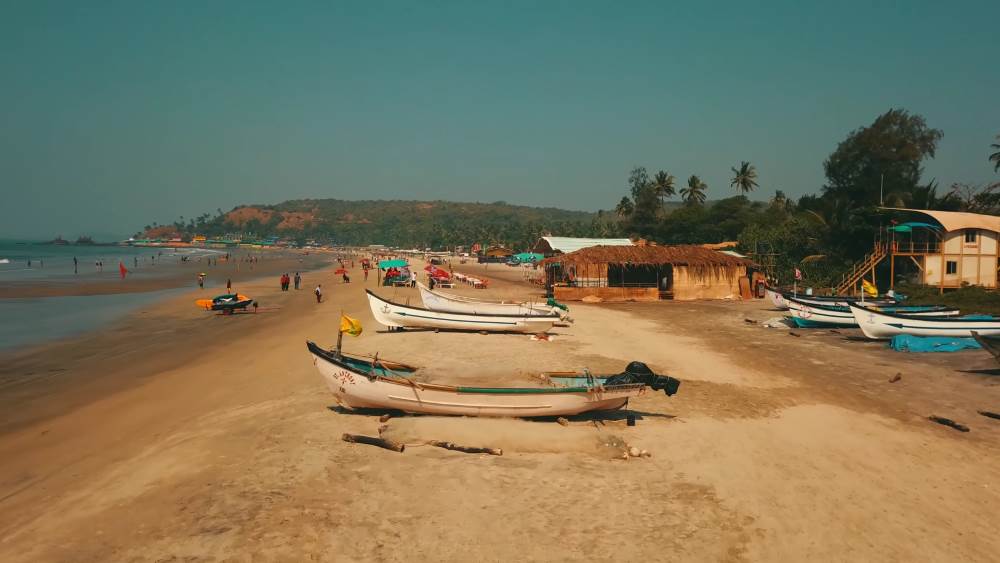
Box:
280;272;301;291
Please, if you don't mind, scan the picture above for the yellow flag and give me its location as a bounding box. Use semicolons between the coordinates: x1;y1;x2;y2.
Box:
862;279;878;297
340;314;363;336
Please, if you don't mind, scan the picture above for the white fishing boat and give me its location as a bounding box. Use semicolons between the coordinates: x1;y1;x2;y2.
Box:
765;287;788;309
785;296;959;328
367;290;560;333
849;303;1000;339
766;287;896;309
417;282;567;319
307;341;680;417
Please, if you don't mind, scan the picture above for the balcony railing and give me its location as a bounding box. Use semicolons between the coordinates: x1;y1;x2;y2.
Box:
890;241;942;254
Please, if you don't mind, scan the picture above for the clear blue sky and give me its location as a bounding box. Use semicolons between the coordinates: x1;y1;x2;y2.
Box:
2;0;998;239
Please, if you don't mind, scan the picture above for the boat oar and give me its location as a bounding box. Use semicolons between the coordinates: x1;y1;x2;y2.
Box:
342;433;405;452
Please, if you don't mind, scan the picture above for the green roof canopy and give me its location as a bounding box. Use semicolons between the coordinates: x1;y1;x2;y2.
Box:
378;259;408;269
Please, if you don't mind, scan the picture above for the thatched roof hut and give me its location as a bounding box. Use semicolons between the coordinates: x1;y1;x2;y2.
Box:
543;245;756;301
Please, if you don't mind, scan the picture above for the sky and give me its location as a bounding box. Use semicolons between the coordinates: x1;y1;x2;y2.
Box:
1;0;998;239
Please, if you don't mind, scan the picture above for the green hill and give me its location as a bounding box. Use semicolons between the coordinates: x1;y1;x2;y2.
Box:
143;199;620;250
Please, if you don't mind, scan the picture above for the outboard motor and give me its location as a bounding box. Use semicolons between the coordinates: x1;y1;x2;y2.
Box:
603;361;681;397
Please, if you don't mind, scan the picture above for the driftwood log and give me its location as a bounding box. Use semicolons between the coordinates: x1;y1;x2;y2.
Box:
428;440;502;456
928;416;970;433
978;410;1000;421
342;433;405;452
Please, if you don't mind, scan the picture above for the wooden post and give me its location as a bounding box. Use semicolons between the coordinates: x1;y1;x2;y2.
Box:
889;244;895;290
940;234;946;295
342;433;405;452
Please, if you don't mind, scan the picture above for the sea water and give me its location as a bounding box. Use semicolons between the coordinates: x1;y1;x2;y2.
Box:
0;290;185;351
0;240;225;350
0;239;223;280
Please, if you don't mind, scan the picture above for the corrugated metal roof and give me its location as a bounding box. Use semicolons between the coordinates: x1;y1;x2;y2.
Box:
539;237;633;254
881;208;1000;233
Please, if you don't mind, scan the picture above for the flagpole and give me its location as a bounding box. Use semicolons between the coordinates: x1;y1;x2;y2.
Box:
336;309;344;358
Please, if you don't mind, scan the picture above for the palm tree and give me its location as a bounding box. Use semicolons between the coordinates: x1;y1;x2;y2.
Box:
730;161;759;194
615;196;635;218
990;134;1000;173
652;170;676;207
680;175;708;205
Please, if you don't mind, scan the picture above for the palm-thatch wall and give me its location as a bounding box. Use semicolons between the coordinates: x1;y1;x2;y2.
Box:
541;245;754;301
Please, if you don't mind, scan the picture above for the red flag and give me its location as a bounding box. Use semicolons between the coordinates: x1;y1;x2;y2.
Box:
794;268;802;280
119;261;128;279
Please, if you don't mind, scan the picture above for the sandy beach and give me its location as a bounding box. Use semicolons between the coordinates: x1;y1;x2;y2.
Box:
1;259;999;562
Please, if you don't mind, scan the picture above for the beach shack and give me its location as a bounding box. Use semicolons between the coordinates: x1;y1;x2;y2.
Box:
541;245;753;301
885;208;1000;290
835;208;1000;294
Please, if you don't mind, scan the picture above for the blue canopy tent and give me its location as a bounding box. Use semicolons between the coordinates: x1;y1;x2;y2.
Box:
511;252;544;263
377;259;410;286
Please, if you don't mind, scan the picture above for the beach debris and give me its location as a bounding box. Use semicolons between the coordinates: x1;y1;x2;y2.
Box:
978;410;1000;421
556;417;569;426
581;295;603;303
744;318;758;324
761;317;792;328
628;446;640;458
531;333;553;342
342;433;405;452
788;331;802;337
928;416;970;433
889;373;902;383
427;440;503;456
379;413;392;423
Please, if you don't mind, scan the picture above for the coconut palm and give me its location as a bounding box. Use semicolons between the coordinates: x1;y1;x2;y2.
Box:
730;161;759;194
652;170;676;207
614;196;634;218
680;175;708;205
990;134;1000;173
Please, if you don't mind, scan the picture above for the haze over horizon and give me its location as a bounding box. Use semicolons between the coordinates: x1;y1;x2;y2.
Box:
2;1;998;240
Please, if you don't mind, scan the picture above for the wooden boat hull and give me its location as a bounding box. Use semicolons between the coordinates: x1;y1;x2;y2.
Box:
786;297;959;328
307;341;640;417
367;290;558;333
850;304;1000;339
971;332;1000;364
417;282;565;318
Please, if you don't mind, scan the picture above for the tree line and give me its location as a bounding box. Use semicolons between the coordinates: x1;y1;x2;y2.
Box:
613;109;1000;285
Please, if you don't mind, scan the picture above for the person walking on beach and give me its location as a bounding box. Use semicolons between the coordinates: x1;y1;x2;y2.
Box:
410;270;417;287
73;256;78;274
197;273;205;289
314;284;323;303
342;271;350;283
226;278;232;292
363;268;369;282
294;272;301;290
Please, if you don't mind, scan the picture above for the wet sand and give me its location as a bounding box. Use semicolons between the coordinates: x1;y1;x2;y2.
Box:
0;259;998;561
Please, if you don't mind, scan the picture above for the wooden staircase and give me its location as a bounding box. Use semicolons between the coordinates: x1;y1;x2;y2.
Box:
834;242;888;296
